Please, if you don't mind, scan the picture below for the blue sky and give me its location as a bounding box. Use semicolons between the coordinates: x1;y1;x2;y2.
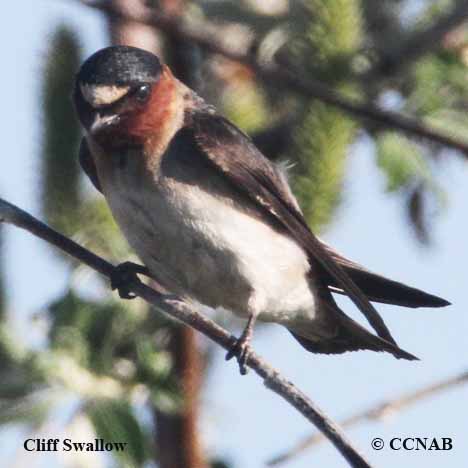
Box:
1;1;467;467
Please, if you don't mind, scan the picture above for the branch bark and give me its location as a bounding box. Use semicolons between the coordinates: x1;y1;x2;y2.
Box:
268;369;468;466
77;0;468;155
0;197;373;468
368;0;468;79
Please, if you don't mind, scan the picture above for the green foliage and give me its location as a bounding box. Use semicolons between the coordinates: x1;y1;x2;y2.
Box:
287;0;362;232
426;109;468;142
405;49;468;147
0;396;50;426
417;0;456;27
376;132;445;244
41;26;82;234
0;326;48;426
376;133;430;192
222;84;270;133
46;291;180;406
87;399;149;466
136;339;172;382
408;51;468;117
48;292;139;373
0;337;43;400
293;104;354;230
289;0;362;81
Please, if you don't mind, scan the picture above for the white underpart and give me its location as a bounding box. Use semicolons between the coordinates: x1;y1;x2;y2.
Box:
80;83;130;108
92;147;319;326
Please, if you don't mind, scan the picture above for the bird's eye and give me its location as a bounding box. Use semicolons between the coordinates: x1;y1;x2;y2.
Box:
134;84;151;103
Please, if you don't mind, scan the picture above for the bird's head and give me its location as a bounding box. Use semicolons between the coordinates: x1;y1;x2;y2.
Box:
74;46;181;149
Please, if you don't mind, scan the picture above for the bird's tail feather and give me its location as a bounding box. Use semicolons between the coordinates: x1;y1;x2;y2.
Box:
287;306;418;361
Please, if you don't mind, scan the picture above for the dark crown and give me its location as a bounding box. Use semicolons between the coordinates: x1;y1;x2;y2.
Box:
76;46;162;86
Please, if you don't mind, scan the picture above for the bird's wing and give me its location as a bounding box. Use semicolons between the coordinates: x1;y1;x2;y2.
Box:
319;242;449;307
79;138;102;193
187;111;398;344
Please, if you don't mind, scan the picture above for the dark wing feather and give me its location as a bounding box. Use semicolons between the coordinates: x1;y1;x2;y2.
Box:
320;242;450;307
79;138;102;193
189;112;398;345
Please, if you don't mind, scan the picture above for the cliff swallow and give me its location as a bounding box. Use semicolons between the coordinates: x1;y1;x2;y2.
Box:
73;46;449;374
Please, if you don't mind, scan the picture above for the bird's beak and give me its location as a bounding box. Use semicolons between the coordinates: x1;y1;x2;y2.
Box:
89;112;120;136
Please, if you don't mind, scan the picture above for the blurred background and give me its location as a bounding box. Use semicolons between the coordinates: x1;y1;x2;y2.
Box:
0;0;467;467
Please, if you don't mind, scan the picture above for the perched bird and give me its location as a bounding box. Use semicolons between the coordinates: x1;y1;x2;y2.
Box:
73;46;449;374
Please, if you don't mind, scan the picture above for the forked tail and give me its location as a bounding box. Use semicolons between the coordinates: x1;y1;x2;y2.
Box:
287;300;418;361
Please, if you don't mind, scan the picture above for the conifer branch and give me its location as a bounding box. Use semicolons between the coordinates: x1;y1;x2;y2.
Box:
76;0;468;155
369;0;468;79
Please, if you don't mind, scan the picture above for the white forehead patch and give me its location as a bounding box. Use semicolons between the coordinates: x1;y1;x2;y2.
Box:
80;83;130;108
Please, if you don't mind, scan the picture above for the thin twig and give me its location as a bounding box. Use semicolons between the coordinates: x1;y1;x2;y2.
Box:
75;0;468;155
0;197;373;468
369;0;468;79
268;369;468;466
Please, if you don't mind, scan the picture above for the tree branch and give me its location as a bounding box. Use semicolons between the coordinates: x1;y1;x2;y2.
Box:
0;196;373;468
75;0;468;155
268;369;468;466
369;0;468;79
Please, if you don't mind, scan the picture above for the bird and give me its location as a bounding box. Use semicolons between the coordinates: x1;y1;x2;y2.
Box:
73;45;450;374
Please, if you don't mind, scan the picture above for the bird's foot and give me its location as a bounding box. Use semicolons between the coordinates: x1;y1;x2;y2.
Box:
226;314;257;375
110;261;150;299
226;335;252;375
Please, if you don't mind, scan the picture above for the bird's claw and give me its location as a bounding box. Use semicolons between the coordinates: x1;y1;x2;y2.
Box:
226;337;251;375
110;261;147;299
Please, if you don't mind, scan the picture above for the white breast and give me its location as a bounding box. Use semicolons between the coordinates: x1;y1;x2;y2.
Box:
171;184;318;320
96;146;318;323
